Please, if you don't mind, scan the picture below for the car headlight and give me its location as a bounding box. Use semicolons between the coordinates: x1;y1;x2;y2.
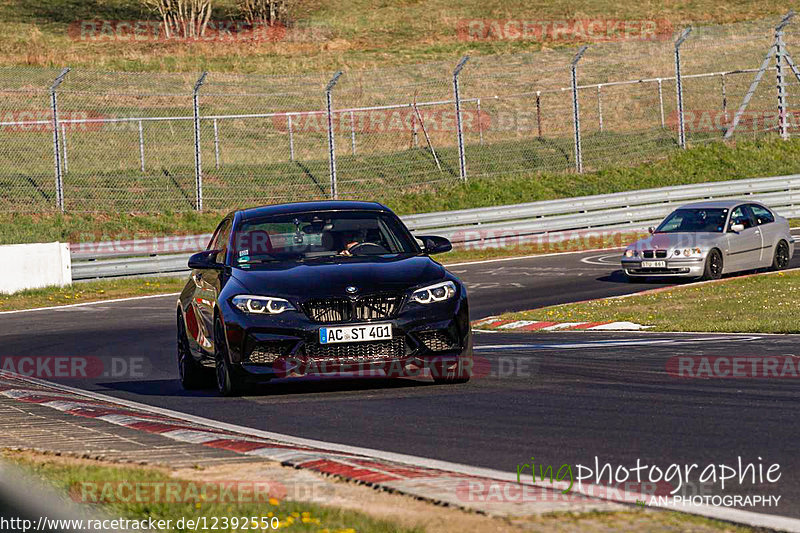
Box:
232;295;296;315
624;249;638;258
411;281;457;304
676;248;703;257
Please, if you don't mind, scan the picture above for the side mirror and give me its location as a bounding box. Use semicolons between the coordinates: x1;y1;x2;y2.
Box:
648;226;655;234
188;250;224;270
729;223;745;233
418;235;453;255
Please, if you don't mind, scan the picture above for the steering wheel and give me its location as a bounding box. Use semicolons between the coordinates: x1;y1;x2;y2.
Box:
347;242;390;255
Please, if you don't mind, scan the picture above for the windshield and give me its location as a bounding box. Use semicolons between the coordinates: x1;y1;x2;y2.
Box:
232;210;420;265
655;208;729;233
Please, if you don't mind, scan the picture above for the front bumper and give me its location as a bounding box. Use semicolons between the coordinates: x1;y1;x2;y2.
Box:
621;257;705;277
220;293;472;383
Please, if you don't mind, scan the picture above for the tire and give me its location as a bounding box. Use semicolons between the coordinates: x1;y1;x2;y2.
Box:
177;313;211;390
701;249;723;281
214;317;245;397
772;240;790;271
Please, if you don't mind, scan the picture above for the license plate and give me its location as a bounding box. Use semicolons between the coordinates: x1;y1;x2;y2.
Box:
319;324;393;344
641;261;666;268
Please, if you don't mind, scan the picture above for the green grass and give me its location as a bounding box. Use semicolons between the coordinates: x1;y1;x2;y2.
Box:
7;452;420;533
4;137;800;245
492;269;800;334
0;0;792;73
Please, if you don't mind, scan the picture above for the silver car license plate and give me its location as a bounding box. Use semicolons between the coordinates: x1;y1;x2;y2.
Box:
641;260;666;268
319;324;393;344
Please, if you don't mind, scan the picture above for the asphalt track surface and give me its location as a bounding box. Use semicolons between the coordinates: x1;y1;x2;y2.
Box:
3;248;800;518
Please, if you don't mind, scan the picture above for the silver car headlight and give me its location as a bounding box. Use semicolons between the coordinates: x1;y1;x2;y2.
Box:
674;248;702;257
624;249;638;258
232;295;296;315
411;281;457;304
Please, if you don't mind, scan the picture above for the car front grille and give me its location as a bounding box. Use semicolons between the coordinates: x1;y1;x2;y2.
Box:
304;338;406;363
642;250;668;259
417;330;459;352
245;340;295;364
303;294;403;323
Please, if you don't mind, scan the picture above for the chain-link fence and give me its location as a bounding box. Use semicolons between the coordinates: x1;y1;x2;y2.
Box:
1;13;799;213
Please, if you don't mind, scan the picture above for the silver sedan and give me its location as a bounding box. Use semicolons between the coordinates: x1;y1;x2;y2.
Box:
621;200;795;280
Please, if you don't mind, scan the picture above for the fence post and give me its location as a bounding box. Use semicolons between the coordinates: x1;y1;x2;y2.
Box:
192;72;208;211
213;118;221;169
570;46;588;173
476;99;484;145
453;56;469;181
350;110;357;155
674;27;692;149
325;71;343;199
775;13;794;140
596;85;604;132
720;73;728;124
60;123;69;174
657;78;665;128
50;68;70;212
138;120;145;172
536;91;542;137
287;115;295;161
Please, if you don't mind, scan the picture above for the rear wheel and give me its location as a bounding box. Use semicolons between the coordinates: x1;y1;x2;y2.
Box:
177;313;211;390
214;317;245;397
701;249;723;281
772;240;790;271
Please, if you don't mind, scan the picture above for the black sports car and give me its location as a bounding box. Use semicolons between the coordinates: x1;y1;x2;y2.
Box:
177;201;473;395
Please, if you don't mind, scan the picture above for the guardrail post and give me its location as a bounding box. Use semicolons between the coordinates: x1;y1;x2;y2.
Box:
674;27;692;149
326;71;343;199
50;67;70;212
453;56;470;182
192;72;208;211
570;46;588;173
775;13;794;140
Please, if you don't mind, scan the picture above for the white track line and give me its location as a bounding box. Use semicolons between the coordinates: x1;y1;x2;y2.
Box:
8;373;800;532
0;293;180;315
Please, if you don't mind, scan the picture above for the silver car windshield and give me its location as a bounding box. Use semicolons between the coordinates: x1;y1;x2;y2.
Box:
655;208;728;233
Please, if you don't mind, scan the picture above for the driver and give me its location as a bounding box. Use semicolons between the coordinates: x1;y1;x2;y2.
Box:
338;230;364;256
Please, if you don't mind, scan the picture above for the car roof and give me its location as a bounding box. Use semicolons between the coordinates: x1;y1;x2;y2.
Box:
678;199;767;210
238;200;391;221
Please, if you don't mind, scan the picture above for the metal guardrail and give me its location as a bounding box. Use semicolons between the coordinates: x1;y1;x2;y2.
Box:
71;174;800;280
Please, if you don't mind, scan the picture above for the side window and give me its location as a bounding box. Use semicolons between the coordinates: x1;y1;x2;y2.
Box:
749;204;775;225
207;219;232;264
729;206;754;230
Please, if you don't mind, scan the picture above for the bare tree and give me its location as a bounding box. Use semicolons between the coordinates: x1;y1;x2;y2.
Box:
144;0;213;39
239;0;289;26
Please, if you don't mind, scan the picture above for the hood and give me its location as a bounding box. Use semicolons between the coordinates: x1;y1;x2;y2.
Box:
231;255;446;298
628;232;724;252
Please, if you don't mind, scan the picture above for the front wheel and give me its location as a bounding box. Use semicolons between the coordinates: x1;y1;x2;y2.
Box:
701;249;723;281
214;317;245;397
772;240;790;271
